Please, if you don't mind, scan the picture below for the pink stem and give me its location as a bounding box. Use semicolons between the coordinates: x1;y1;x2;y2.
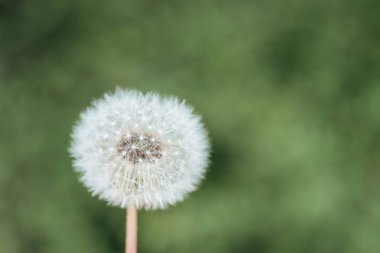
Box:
126;206;138;253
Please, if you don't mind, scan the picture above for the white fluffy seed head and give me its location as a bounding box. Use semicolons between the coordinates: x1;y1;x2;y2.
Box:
69;88;210;210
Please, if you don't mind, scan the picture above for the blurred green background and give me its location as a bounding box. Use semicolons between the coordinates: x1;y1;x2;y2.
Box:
1;0;380;252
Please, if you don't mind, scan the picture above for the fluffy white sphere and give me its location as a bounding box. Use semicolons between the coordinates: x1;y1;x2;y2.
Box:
70;89;210;210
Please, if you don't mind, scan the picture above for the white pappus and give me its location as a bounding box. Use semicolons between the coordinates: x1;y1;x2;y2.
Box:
70;88;210;210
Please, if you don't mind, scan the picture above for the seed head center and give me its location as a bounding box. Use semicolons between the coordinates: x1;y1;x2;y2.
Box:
117;133;162;163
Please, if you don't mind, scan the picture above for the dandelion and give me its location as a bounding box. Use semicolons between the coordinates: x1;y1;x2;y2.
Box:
70;88;210;253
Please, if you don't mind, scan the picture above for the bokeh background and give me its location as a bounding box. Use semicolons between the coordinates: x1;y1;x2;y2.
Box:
1;0;380;252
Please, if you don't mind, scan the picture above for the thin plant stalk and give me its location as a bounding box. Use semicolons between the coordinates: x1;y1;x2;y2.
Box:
126;206;138;253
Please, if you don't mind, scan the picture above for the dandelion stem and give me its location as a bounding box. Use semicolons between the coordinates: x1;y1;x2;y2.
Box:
126;206;138;253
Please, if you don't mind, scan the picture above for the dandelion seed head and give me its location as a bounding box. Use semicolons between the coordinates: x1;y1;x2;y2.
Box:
70;88;210;210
